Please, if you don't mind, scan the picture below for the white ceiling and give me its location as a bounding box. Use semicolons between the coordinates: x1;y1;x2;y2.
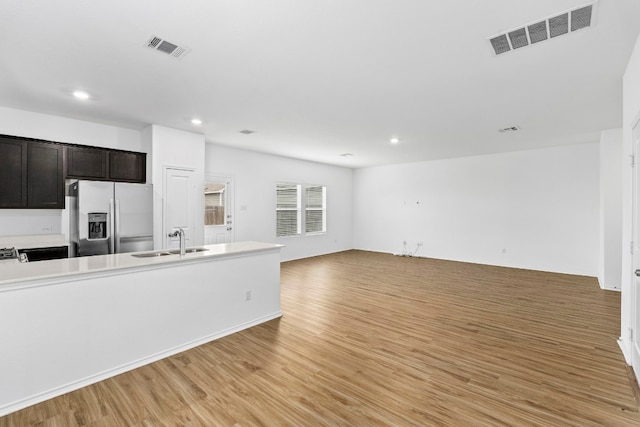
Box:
1;0;639;168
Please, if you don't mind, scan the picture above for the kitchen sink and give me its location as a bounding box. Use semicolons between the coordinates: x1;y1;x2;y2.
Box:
130;251;172;258
168;247;209;254
131;247;209;258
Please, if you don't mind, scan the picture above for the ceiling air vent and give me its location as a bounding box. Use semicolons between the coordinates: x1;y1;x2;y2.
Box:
508;28;529;50
490;35;511;55
498;126;521;133
146;35;191;59
571;5;593;31
549;13;569;38
488;2;597;55
527;21;548;44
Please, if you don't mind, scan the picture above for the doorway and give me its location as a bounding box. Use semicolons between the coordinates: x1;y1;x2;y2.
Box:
633;120;640;371
204;175;234;244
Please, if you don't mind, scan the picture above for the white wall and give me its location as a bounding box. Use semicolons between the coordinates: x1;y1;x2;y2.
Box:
620;33;640;368
0;106;143;236
0;210;62;236
205;144;353;261
145;125;205;249
0;245;282;416
353;143;599;276
0;106;142;151
599;129;623;290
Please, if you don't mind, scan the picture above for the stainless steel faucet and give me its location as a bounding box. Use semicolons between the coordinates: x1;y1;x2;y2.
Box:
168;228;186;256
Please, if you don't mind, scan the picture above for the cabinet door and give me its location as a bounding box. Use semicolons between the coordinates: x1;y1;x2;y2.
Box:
109;151;146;183
0;137;28;208
66;146;108;180
28;141;64;208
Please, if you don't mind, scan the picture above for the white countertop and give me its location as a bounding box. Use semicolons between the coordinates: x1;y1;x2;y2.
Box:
0;241;283;287
0;234;68;250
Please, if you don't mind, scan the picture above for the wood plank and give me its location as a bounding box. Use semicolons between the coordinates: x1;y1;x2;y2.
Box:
1;250;638;426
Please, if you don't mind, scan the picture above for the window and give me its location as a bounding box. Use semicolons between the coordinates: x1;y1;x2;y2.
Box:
276;184;301;237
305;185;326;234
276;183;326;237
204;182;225;226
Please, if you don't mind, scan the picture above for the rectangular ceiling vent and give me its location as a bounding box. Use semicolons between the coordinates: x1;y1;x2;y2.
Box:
146;35;191;59
488;1;597;56
498;126;521;133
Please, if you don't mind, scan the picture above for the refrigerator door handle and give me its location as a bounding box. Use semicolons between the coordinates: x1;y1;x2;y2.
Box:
114;199;121;253
109;198;116;254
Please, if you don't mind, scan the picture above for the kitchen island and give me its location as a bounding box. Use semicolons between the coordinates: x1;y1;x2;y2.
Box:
0;241;283;416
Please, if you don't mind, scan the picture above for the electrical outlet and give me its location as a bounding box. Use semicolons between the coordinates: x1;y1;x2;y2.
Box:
245;290;252;301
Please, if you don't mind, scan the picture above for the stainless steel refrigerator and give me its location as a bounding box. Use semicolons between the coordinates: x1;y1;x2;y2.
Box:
68;180;153;257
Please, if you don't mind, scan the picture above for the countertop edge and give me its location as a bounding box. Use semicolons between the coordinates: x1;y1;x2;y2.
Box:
0;241;283;290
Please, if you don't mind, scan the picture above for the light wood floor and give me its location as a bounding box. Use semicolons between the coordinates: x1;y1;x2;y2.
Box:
1;250;639;426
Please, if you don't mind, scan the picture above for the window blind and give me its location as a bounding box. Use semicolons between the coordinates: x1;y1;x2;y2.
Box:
276;184;301;236
305;185;326;233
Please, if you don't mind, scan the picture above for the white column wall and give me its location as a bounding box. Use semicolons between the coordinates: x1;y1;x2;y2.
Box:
145;125;205;249
353;143;599;276
599;128;623;290
204;144;353;261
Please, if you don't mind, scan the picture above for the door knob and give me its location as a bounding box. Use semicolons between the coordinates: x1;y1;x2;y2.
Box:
635;269;640;277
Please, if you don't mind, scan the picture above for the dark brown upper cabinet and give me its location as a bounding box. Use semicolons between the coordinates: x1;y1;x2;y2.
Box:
109;151;146;183
0;134;147;210
28;141;64;209
66;145;108;180
0;137;28;208
65;145;146;183
0;136;64;209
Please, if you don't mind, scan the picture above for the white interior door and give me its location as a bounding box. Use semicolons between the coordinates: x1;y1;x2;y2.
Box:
633;122;640;369
164;167;196;249
204;176;234;244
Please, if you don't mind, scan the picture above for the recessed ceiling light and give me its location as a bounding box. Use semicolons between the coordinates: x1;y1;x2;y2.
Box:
340;153;354;157
390;137;400;145
191;118;203;125
72;90;90;100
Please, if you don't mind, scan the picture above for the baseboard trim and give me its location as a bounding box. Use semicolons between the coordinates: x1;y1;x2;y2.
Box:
633;339;640;383
0;311;282;417
619;337;633;365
